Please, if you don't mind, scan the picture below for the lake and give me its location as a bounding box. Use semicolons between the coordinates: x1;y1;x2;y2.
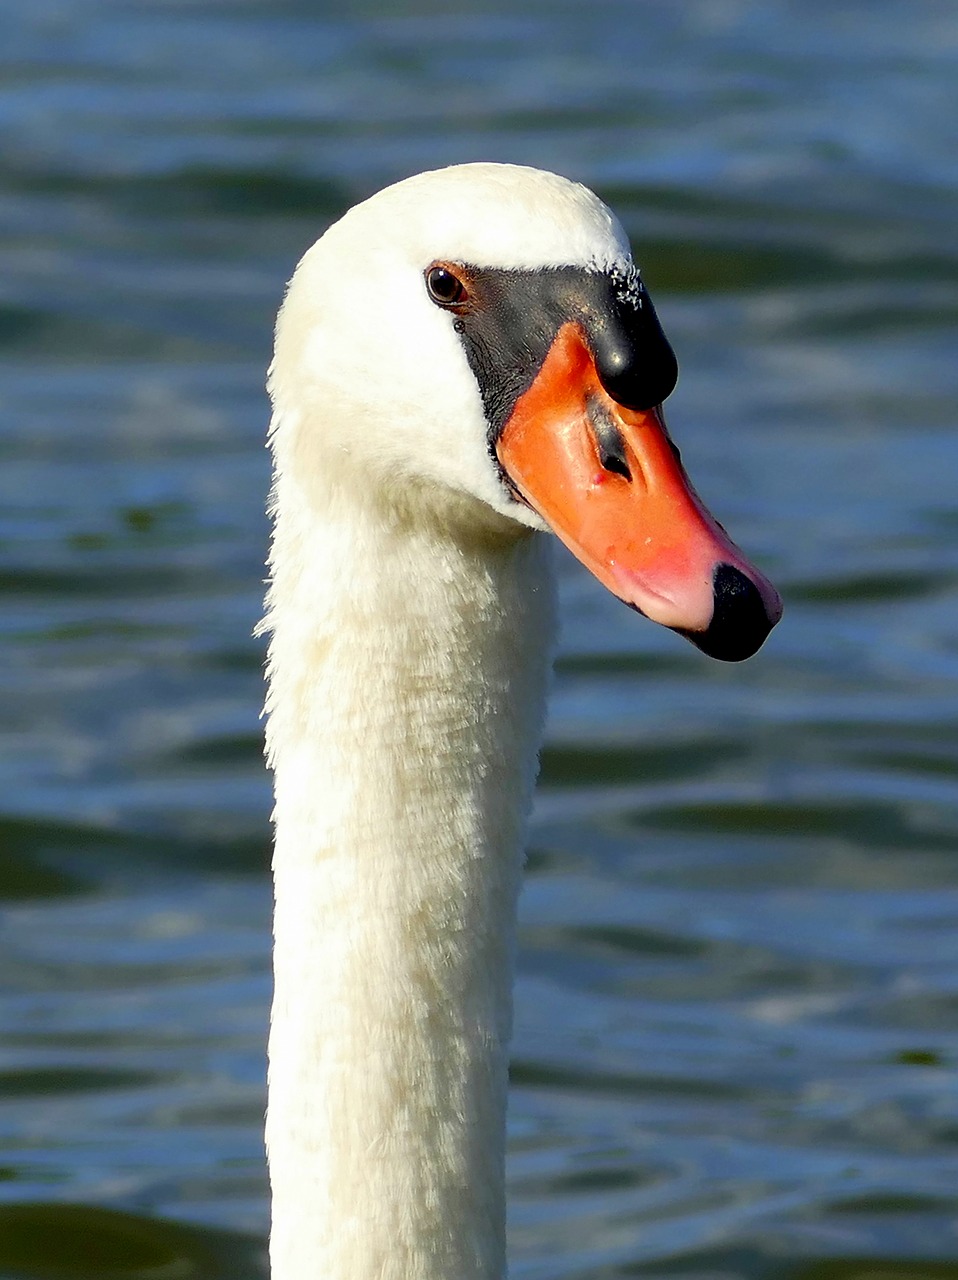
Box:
1;1;957;1277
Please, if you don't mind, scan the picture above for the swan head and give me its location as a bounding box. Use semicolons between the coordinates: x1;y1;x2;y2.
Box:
269;163;782;661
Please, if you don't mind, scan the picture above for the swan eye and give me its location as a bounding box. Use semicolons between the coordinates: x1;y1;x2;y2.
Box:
425;266;467;307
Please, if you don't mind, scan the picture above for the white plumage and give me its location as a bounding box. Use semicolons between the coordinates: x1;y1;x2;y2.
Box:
260;162;780;1280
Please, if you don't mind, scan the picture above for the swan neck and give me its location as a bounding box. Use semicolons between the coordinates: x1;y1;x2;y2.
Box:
264;490;556;1280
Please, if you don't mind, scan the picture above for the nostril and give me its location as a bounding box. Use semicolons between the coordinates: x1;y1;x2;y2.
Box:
587;396;632;481
684;563;775;662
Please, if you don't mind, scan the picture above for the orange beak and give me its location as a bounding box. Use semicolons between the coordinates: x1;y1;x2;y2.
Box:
496;324;782;660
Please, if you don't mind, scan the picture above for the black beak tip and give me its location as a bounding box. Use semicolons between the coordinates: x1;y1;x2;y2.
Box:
680;563;779;663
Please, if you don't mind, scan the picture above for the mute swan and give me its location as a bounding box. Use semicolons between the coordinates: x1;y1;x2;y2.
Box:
261;163;781;1280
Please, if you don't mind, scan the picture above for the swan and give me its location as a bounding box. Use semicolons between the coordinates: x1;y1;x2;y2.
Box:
260;162;782;1280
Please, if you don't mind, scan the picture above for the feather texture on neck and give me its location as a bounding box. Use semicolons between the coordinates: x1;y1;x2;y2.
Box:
262;429;557;1279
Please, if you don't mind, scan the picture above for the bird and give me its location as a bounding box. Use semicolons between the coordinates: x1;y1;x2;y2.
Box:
259;162;782;1280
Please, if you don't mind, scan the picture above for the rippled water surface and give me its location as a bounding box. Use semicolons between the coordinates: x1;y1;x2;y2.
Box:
2;1;958;1277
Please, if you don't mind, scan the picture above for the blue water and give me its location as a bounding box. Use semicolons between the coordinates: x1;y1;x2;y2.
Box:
1;2;957;1277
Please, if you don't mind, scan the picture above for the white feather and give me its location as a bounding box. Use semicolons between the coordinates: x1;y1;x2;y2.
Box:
261;163;632;1280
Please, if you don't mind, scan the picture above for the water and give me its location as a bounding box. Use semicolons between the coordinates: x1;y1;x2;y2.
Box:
2;1;957;1276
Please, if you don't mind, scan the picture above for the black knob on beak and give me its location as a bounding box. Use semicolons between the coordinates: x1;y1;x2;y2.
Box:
585;280;679;412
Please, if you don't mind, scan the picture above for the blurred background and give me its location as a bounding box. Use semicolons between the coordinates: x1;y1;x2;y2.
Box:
1;1;957;1277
